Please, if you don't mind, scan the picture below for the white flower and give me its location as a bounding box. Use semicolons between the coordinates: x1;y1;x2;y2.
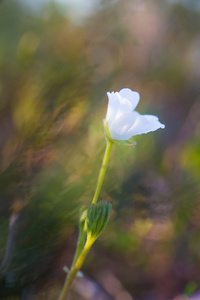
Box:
105;88;165;141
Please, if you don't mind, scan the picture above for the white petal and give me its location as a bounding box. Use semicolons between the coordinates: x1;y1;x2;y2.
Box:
119;88;140;110
116;92;133;113
105;88;165;141
106;92;133;127
106;92;119;124
127;113;165;137
109;111;139;140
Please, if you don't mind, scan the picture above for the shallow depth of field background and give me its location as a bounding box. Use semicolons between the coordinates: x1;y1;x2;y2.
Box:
0;0;200;299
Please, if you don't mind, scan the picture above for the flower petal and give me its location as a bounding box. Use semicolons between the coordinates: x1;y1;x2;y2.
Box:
106;92;119;124
109;111;139;140
119;88;140;110
116;92;133;113
127;112;165;137
105;88;165;141
106;92;133;127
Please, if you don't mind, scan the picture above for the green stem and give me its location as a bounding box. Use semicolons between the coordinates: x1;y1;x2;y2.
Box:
71;225;87;267
58;237;94;300
92;140;113;204
58;139;113;299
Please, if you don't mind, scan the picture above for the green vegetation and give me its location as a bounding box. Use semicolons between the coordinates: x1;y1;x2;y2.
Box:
0;0;200;299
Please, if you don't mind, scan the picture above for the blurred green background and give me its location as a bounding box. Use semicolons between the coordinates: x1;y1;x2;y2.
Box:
0;0;200;299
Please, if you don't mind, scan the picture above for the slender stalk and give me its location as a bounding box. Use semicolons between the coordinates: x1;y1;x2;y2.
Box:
71;224;87;268
92;140;113;204
58;140;113;299
58;237;94;300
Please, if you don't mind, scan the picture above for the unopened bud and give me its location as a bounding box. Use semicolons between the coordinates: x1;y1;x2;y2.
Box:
86;200;112;240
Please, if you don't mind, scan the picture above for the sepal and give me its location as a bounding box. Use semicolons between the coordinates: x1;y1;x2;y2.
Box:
103;119;113;142
112;139;137;147
79;205;87;232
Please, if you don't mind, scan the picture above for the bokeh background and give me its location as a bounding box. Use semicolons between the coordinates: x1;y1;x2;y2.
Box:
0;0;200;299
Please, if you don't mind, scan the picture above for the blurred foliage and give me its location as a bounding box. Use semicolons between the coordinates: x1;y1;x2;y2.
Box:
0;0;200;299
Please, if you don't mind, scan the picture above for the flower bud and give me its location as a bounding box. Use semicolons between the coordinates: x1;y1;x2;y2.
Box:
86;200;112;240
